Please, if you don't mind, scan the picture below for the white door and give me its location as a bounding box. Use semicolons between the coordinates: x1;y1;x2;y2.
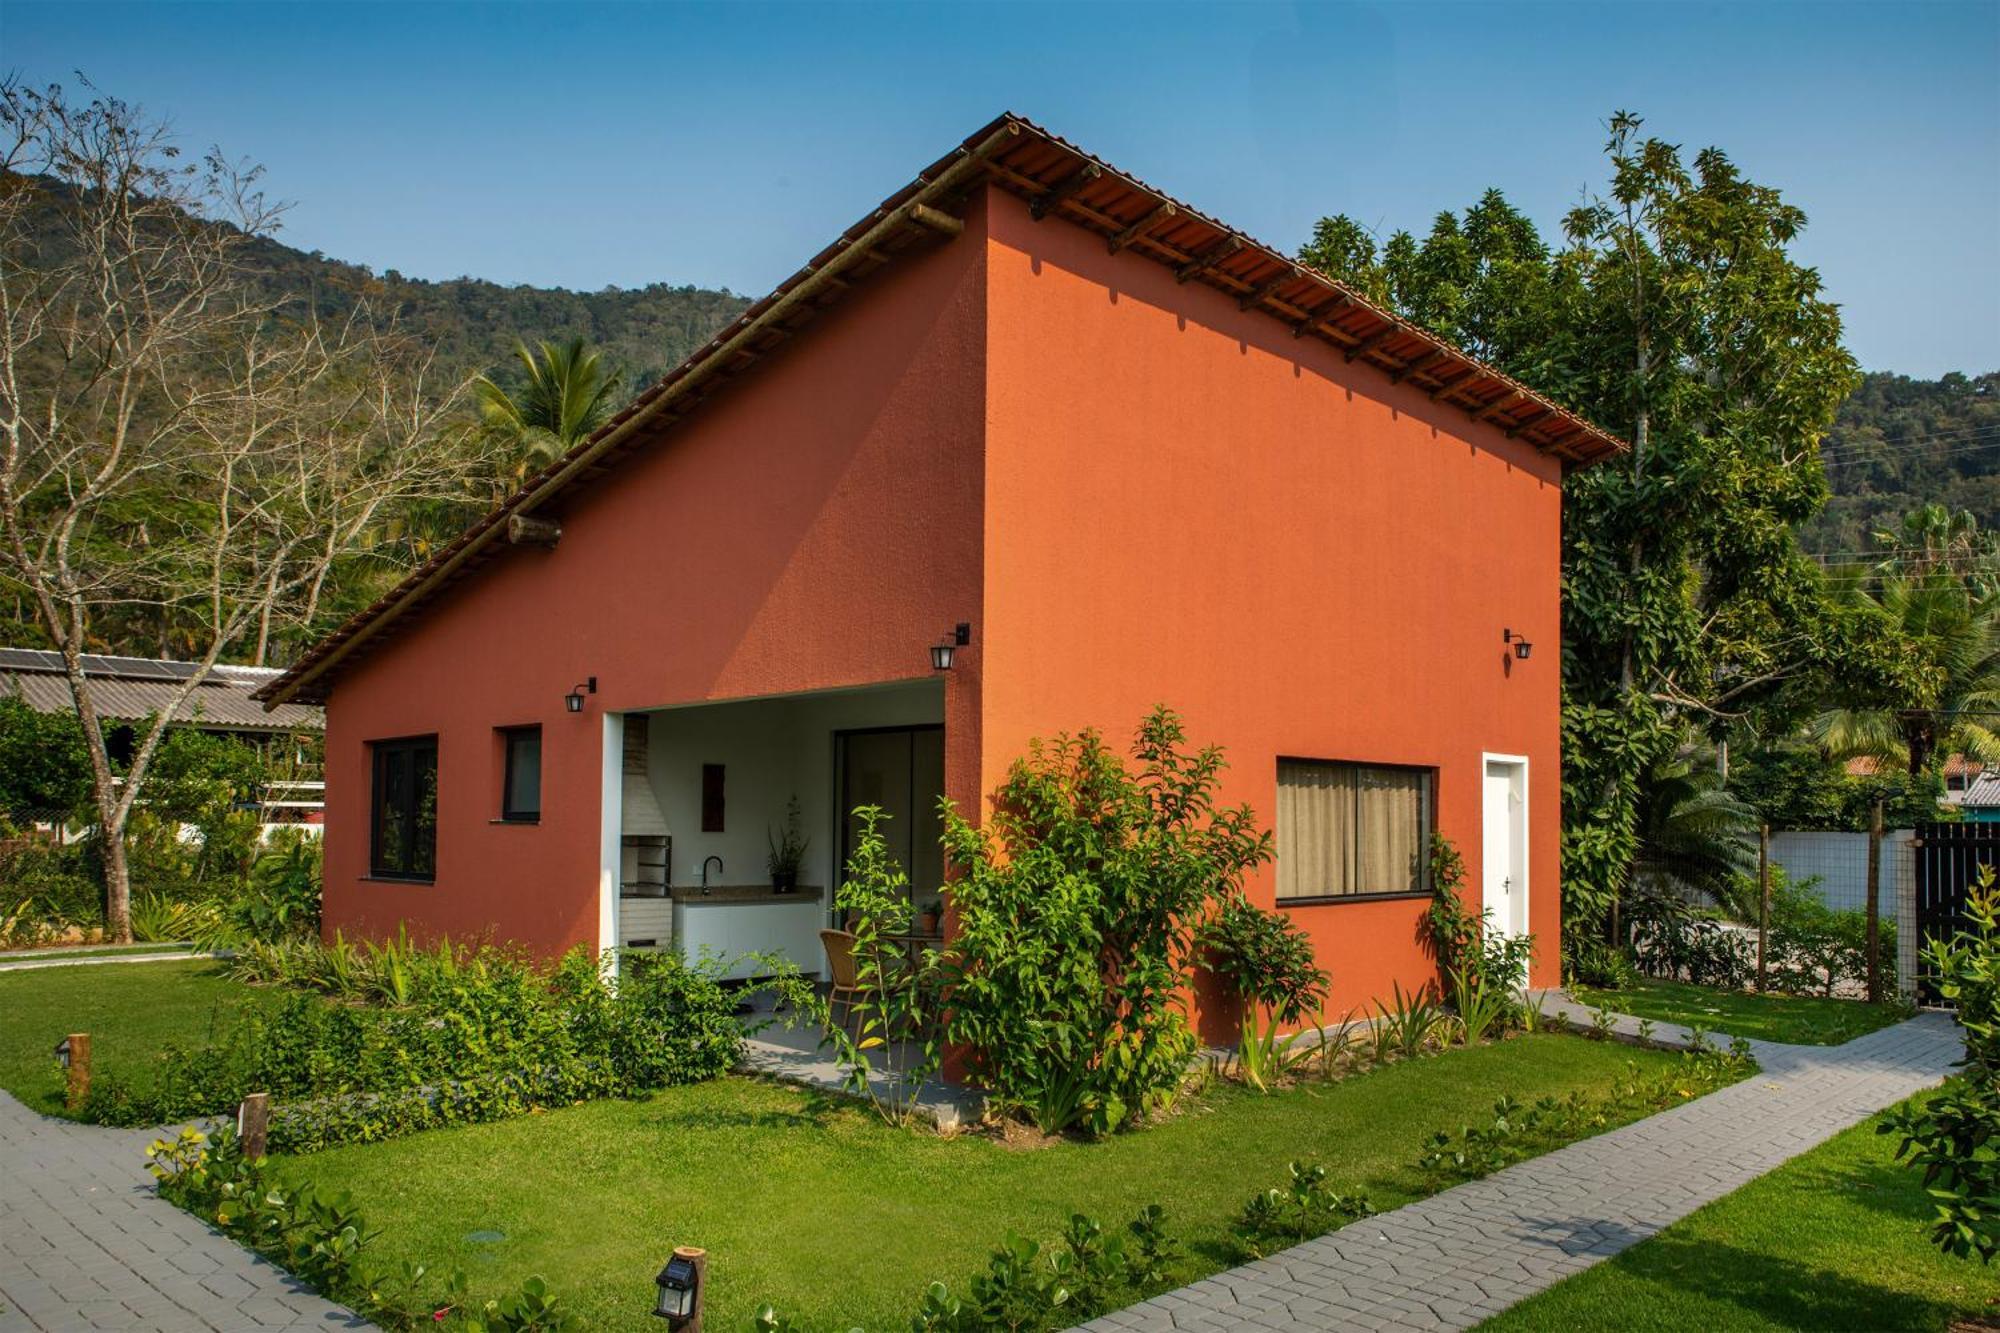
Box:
1482;756;1528;940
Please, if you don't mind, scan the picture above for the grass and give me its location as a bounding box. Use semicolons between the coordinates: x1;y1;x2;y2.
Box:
1571;977;1906;1045
283;1035;1687;1331
0;958;283;1117
1483;1100;2000;1332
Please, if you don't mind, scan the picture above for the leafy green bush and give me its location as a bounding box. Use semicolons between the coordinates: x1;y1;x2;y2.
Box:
753;1205;1176;1333
1626;881;1754;989
1233;1161;1374;1258
939;707;1272;1136
81;944;773;1151
1198;892;1329;1090
1424;834;1535;1044
1883;866;2000;1262
0;694;90;832
230;831;323;942
148;1123;571;1329
1766;878;1895;996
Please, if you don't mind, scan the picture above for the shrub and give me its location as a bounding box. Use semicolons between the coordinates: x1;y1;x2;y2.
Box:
1882;865;2000;1262
81;942;771;1151
754;1205;1176;1333
1626;881;1754;989
1424;834;1534;1044
1765;878;1895;996
823;805;943;1125
1198;893;1329;1090
1233;1161;1374;1258
940;707;1271;1136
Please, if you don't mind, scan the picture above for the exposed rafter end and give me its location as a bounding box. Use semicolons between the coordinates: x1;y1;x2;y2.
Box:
1175;235;1244;284
1107;201;1176;254
1343;323;1401;365
1031;163;1101;221
908;203;964;237
1238;266;1301;311
1390;347;1449;384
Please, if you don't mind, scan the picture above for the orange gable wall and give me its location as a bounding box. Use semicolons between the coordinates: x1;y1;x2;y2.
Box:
978;186;1564;1026
319;198;989;952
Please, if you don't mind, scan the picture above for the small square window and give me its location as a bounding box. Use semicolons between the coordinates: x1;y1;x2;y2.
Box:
501;727;542;822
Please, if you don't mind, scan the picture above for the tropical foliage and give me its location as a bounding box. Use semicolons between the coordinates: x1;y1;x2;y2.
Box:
939;706;1272;1135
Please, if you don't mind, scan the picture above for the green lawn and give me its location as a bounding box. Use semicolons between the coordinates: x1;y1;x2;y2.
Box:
1571;977;1905;1045
285;1036;1686;1331
1484;1101;2000;1332
0;958;282;1116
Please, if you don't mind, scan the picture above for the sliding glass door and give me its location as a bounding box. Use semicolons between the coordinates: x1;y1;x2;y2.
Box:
835;725;945;899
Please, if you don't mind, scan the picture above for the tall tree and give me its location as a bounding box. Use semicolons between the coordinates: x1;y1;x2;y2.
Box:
1299;113;1858;967
0;80;483;939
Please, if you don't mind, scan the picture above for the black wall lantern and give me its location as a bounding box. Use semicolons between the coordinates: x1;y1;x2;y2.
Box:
1503;629;1533;661
653;1246;705;1325
53;1035;72;1069
930;622;971;671
565;677;598;713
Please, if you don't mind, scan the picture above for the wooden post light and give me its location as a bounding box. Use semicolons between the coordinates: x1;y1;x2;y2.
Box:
54;1033;89;1110
653;1245;706;1330
238;1092;270;1160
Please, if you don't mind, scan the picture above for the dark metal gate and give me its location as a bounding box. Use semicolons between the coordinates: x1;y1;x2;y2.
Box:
1913;821;2000;999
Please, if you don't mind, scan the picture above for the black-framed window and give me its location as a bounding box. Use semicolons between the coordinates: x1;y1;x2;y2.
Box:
370;735;437;880
500;726;541;822
1275;759;1433;902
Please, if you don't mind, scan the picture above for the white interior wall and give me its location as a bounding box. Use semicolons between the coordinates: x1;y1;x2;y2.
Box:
642;679;945;894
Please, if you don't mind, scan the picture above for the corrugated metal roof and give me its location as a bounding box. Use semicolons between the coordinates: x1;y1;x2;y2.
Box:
0;649;322;732
1961;773;2000;809
257;112;1627;710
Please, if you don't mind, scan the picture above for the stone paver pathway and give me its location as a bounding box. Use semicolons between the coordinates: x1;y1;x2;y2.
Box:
0;1091;359;1332
1080;1000;1964;1332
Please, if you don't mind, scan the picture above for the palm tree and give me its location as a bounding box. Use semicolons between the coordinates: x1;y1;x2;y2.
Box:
472;338;621;482
1810;566;2000;777
1630;748;1759;908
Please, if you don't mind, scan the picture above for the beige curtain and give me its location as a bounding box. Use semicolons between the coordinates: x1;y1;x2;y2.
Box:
1355;766;1426;895
1277;761;1354;900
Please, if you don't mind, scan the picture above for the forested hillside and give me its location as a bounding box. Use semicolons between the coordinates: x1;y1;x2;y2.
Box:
234;229;752;393
1804;371;2000;555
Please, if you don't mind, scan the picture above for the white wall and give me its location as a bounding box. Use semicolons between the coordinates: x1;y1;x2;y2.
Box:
1767;829;1914;914
641;679;945;894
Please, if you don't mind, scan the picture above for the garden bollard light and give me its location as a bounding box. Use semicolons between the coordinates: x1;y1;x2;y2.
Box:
238;1092;270;1160
55;1033;89;1110
653;1245;706;1330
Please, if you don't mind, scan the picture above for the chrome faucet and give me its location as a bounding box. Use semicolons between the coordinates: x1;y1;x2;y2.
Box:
701;855;724;894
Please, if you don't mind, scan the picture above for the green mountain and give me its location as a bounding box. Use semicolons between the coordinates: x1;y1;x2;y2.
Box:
1803;371;2000;556
236;227;753;391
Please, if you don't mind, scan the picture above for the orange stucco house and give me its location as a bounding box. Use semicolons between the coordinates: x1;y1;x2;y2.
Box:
257;115;1621;1031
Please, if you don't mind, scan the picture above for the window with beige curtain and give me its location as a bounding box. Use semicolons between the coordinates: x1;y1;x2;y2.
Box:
1276;760;1433;901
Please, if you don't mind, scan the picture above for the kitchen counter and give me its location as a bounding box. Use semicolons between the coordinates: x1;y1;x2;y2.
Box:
667;884;824;905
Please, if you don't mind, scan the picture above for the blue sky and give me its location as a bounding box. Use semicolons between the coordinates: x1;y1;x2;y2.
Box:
5;1;1995;376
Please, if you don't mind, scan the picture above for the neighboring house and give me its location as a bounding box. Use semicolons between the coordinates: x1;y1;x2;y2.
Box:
255;115;1622;1028
2;647;325;827
1845;753;1987;809
1958;772;2000;823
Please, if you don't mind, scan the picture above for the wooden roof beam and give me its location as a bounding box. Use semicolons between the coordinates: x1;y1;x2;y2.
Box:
907;203;964;237
1238;266;1301;310
1390;346;1449;384
1473;390;1528;424
1426;365;1483;401
1175;236;1245;284
1031;164;1102;221
1344;323;1402;364
1506;406;1555;439
1292;292;1354;339
1107;201;1177;253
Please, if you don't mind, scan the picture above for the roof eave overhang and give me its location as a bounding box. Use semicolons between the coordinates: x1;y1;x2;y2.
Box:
257;113;1624;710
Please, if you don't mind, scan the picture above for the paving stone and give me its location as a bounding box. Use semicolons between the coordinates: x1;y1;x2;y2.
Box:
0;1091;359;1332
1075;1006;1961;1333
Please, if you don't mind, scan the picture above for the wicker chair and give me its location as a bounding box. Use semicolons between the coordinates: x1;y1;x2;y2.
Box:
820;929;863;1036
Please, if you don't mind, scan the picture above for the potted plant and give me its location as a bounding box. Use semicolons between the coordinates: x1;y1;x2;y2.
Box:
766;795;808;893
917;897;942;936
